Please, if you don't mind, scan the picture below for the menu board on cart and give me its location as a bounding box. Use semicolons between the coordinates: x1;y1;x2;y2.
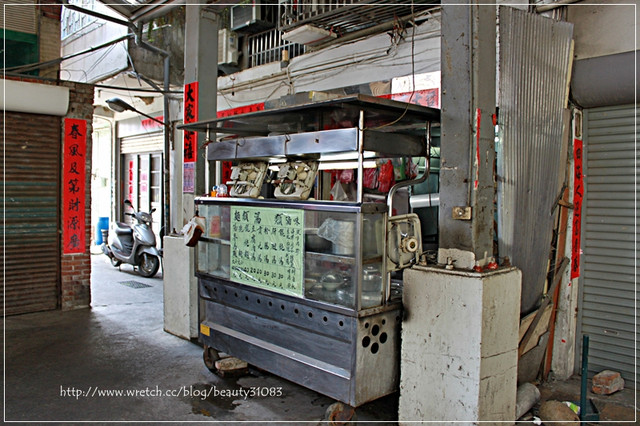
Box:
230;206;304;297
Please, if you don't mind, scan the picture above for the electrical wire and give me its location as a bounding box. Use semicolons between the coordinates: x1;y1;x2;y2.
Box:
367;1;418;131
2;33;134;73
84;44;118;82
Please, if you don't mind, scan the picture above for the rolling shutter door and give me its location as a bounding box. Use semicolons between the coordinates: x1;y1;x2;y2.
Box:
1;111;61;315
0;0;36;34
579;104;638;387
120;133;163;154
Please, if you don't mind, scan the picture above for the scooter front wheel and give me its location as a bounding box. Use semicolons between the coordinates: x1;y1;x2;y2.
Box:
138;253;160;278
110;256;122;267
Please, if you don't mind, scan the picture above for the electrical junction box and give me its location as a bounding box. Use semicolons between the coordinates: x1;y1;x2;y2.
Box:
218;29;239;66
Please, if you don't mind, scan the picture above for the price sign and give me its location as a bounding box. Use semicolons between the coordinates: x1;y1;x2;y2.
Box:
230;206;304;297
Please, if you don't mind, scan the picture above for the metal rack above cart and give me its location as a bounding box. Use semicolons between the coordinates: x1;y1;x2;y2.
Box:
177;94;440;162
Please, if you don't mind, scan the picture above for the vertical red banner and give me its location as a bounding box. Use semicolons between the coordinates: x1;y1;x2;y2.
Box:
570;139;584;279
63;118;87;254
183;81;199;163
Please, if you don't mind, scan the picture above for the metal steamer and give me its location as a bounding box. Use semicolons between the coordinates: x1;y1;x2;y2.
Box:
179;95;440;409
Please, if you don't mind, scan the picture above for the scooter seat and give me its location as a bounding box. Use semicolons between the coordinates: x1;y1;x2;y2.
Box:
114;222;133;235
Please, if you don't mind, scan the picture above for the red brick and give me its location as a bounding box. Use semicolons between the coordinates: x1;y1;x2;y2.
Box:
592;370;624;395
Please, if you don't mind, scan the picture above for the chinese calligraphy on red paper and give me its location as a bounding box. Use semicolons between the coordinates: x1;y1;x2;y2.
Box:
571;139;583;280
183;81;198;164
63;118;87;254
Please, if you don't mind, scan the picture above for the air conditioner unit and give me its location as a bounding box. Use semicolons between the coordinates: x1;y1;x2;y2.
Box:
218;29;239;65
231;1;274;33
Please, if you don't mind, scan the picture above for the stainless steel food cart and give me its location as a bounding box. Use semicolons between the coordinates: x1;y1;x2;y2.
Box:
179;94;440;409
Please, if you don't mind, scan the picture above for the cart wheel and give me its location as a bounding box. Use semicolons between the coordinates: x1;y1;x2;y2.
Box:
325;402;356;425
203;345;220;373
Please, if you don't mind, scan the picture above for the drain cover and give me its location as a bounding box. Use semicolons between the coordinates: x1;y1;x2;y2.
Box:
118;280;151;289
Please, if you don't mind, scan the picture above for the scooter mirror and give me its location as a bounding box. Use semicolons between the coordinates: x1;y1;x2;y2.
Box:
150;207;156;213
124;199;133;207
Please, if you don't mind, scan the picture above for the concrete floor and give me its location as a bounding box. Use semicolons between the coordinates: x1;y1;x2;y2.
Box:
3;254;396;423
4;254;637;423
538;376;638;424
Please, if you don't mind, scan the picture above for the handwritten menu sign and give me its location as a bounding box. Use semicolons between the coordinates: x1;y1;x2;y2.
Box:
63;118;86;254
230;206;304;297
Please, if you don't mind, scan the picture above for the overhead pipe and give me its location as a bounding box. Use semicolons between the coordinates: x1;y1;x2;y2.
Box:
60;0;173;236
387;122;432;217
132;25;172;237
409;193;440;208
62;2;131;27
535;0;581;13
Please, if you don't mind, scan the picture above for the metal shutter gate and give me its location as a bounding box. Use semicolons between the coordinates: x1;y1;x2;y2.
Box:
120;133;163;154
578;104;638;387
0;0;36;34
1;111;61;315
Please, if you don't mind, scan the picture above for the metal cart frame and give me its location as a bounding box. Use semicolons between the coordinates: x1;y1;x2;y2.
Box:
179;94;439;408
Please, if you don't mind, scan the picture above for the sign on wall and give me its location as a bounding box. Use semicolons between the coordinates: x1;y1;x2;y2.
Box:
63;118;87;254
183;81;199;193
230;206;304;297
183;82;198;161
571;138;584;280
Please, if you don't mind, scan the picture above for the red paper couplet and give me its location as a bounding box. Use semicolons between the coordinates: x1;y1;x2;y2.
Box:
63;118;87;254
183;81;199;163
570;138;584;280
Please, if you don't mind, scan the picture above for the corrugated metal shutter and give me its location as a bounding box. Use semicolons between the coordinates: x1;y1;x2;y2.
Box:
1;111;60;315
579;104;638;388
0;0;37;34
497;6;574;314
120;133;163;154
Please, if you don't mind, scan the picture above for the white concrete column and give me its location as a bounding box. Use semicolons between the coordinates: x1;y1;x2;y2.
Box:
163;236;198;339
399;266;521;424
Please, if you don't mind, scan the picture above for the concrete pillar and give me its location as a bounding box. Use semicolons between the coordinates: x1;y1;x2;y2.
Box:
182;4;218;218
399;266;521;424
162;5;218;337
163;236;198;339
439;2;496;268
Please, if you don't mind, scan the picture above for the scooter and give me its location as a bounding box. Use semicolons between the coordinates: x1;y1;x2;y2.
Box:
102;200;161;278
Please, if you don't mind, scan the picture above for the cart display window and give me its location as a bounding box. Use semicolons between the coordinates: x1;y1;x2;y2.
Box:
196;201;387;309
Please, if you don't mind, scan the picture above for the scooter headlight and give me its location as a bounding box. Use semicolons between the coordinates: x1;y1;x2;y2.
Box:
140;212;152;223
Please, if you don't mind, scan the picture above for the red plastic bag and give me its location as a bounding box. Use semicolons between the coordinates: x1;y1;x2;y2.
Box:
377;160;395;193
339;169;355;184
363;168;378;189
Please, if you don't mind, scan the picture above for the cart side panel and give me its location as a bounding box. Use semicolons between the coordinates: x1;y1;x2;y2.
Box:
352;309;403;406
199;277;358;404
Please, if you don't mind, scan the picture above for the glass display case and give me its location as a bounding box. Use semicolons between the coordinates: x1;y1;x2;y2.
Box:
196;199;388;311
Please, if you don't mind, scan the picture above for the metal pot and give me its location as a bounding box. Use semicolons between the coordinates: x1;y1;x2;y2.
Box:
362;265;382;293
305;230;331;252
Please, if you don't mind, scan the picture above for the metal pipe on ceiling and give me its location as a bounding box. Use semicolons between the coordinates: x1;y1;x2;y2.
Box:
60;0;173;236
535;0;581;13
309;9;439;51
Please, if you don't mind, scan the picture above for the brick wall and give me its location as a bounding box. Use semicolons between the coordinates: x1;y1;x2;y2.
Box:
37;5;61;79
61;81;94;310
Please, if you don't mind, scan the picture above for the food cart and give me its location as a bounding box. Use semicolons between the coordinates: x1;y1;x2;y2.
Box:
178;94;440;411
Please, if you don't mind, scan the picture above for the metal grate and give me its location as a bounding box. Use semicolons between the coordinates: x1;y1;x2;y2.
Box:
279;0;440;35
247;28;305;68
579;105;638;388
118;280;151;289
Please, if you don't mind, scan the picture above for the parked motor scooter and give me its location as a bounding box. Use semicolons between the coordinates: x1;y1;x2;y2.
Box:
102;200;161;278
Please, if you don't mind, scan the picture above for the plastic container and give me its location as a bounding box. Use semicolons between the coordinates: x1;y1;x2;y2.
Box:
96;217;109;245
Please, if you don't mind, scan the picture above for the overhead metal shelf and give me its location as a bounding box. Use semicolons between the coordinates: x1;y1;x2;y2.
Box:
177;94;440;137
